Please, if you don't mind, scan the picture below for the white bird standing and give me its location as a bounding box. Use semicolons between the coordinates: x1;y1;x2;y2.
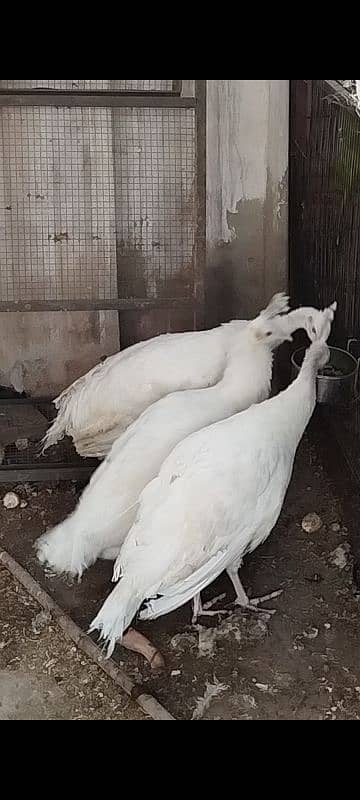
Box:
42;294;321;459
36;297;328;582
90;304;336;659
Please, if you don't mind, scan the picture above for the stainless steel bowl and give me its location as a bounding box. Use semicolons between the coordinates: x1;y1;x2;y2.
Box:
291;340;360;406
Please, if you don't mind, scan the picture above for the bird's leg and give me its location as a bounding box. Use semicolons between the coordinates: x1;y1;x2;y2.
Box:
227;564;282;616
192;594;202;624
192;593;228;625
122;627;165;672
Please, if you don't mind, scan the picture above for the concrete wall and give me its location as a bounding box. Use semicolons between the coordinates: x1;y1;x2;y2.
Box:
0;311;120;398
206;80;289;324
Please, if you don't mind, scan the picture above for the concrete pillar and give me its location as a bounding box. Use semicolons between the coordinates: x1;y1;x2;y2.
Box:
206;80;289;324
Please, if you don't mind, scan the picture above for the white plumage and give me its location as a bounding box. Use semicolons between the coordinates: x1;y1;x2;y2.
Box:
42;294;318;459
90;305;336;657
36;296;327;580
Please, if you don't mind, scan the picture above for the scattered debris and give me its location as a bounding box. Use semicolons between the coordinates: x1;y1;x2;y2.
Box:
192;677;229;721
20;501;28;509
255;683;270;692
171;671;181;678
32;611;52;636
197;613;268;659
302;513;323;534
303;627;319;640
243;695;257;710
331;523;341;534
306;573;323;584
170;633;197;653
197;627;221;659
330;544;351;571
15;438;29;452
3;492;20;510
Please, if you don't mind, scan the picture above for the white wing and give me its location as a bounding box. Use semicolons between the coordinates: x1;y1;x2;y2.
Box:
42;327;232;456
91;409;291;653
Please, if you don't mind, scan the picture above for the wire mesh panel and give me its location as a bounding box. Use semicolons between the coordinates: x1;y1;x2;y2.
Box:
0;80;175;92
0;80;204;480
0;104;197;307
114;107;196;299
0;107;117;303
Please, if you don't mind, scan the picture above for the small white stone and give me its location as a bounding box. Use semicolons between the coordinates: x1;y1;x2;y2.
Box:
304;627;319;640
302;513;323;534
3;492;20;510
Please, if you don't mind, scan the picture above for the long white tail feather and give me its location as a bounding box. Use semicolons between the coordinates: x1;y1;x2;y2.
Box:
89;578;145;659
35;519;94;580
140;550;229;622
35;497;140;579
41;411;67;453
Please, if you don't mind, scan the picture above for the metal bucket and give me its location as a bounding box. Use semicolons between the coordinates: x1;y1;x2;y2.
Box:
291;340;360;406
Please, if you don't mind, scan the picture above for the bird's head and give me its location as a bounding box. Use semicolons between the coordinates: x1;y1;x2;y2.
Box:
250;292;292;349
300;302;338;343
251;315;293;348
303;302;337;372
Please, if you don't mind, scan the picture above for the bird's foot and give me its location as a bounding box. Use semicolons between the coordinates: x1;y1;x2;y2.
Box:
236;590;283;617
192;594;228;625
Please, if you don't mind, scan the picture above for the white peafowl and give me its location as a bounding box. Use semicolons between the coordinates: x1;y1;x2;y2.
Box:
36;297;331;582
89;304;336;660
42;294;325;459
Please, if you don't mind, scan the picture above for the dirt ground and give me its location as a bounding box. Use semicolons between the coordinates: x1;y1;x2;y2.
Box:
0;567;145;720
0;412;360;721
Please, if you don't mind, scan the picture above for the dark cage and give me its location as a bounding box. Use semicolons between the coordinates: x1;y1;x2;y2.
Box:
290;79;360;481
0;79;207;481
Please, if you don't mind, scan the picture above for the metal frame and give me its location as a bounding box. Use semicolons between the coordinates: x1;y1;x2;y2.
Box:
0;80;206;314
0;80;207;481
0;93;195;108
0;464;96;483
0;397;98;483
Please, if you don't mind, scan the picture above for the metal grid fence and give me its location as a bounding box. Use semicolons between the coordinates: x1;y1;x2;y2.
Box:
0;80;206;481
0;80;176;93
0;81;204;313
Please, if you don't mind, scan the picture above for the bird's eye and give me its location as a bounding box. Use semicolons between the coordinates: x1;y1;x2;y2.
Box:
266;331;272;337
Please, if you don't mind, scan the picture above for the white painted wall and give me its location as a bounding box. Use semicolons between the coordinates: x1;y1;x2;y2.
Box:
206;80;289;321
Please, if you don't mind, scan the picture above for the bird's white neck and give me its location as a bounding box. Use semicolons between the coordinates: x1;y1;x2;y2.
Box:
214;337;273;409
269;351;319;448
